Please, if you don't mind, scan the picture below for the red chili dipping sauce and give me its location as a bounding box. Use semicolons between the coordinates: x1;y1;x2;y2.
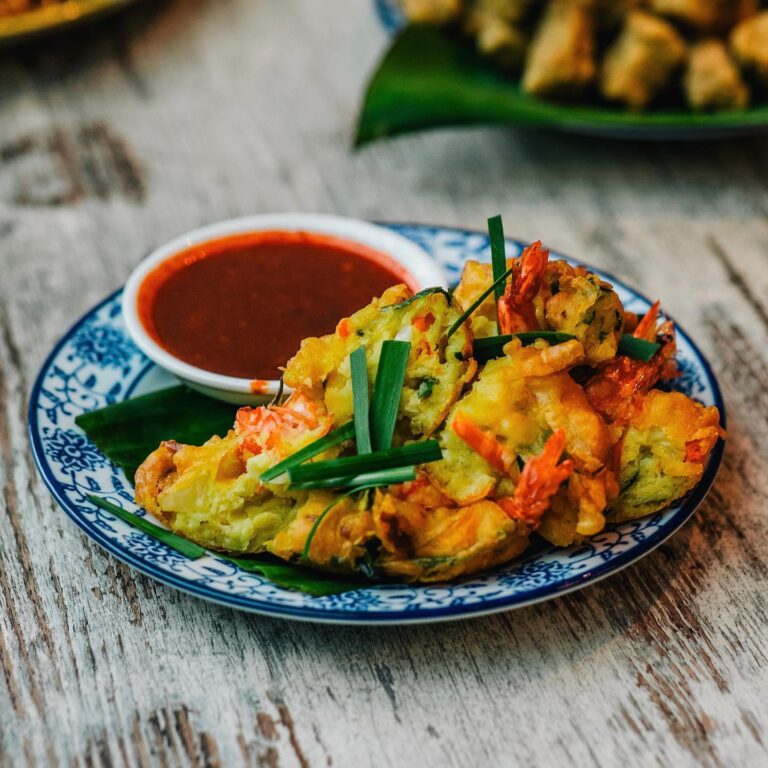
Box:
137;231;416;380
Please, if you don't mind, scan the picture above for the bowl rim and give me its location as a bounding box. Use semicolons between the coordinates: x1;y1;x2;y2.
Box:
121;213;448;398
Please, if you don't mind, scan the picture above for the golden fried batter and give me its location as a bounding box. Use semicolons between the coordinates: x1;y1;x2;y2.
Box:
133;247;723;583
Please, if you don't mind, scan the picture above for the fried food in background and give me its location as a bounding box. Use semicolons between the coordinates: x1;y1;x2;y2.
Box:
649;0;757;33
402;0;768;112
601;11;686;109
522;0;597;97
731;12;768;87
685;39;750;110
134;246;723;583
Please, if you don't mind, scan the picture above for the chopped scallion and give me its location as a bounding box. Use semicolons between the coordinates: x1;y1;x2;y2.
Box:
618;335;661;362
291;465;417;492
288;440;441;486
301;466;417;559
488;214;507;331
370;340;411;452
350;346;372;454
473;332;576;363
446;264;515;340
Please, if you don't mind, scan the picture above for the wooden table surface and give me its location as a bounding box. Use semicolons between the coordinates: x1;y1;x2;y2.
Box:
2;1;767;766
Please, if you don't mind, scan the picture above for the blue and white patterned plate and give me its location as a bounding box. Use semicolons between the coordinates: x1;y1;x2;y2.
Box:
29;224;725;624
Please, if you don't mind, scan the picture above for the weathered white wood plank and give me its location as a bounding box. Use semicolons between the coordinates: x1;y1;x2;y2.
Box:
1;1;767;766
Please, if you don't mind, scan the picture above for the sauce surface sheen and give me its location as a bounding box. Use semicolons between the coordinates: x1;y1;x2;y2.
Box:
137;231;413;380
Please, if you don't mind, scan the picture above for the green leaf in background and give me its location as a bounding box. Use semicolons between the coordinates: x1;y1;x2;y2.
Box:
356;25;768;145
76;386;237;481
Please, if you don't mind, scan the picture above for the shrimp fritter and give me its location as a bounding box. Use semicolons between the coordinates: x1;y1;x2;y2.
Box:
133;242;724;583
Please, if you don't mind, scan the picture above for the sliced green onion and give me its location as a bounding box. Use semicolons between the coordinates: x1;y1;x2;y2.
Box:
303;494;350;560
392;286;452;309
87;495;206;559
305;466;418;491
488;214;507;331
291;465;417;492
446;264;515;340
350;346;372;454
370;340;411;452
473;331;577;363
619;335;661;362
301;466;417;559
260;421;355;482
288;440;441;485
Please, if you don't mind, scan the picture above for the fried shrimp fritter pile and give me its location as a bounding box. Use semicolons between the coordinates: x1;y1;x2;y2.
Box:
134;245;723;583
402;0;768;113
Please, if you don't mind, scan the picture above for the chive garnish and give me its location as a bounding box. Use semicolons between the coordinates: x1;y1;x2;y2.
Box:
488;214;507;331
446;264;515;340
260;421;355;482
288;440;441;487
350;346;372;454
618;335;661;362
390;286;452;309
473;332;577;362
370;340;411;452
87;495;206;559
291;465;417;492
301;466;417;559
303;494;349;560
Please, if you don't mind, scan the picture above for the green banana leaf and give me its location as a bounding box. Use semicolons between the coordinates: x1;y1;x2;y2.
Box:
356;25;768;144
75;385;237;481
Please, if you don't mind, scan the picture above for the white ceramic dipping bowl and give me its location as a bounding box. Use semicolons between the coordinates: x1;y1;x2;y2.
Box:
122;213;448;405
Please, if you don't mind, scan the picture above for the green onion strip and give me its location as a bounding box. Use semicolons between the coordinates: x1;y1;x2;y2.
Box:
260;422;355;482
301;466;416;560
473;331;577;362
446;264;515;340
488;214;508;333
618;334;661;362
370;340;411;452
350;346;372;454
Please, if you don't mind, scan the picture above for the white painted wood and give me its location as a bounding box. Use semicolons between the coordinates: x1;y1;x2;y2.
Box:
1;1;767;766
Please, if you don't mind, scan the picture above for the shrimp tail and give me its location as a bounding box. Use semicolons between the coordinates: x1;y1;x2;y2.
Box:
498;429;574;527
633;301;661;342
498;240;549;334
585;317;678;423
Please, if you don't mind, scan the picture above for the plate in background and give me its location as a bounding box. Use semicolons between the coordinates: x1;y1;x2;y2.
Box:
370;0;768;141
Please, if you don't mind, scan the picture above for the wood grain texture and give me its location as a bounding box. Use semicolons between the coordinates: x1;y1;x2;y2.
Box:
1;1;767;766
